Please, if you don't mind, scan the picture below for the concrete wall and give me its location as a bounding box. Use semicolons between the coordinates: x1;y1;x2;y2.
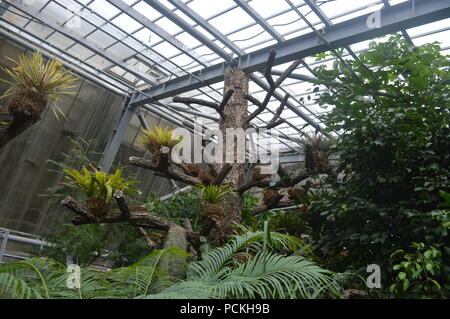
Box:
0;36;175;234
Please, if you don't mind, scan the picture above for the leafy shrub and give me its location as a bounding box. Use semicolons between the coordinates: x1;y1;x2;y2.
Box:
306;35;449;297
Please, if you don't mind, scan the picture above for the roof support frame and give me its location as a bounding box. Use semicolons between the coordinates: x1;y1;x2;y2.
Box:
148;0;323;133
132;0;450;106
140;0;310;144
4;0;159;85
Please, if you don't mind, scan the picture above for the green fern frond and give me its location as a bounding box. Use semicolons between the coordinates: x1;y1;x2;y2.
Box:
0;273;42;299
107;248;187;298
189;231;304;279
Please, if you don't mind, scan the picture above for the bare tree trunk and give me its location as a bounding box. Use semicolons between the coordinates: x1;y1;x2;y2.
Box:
214;68;249;244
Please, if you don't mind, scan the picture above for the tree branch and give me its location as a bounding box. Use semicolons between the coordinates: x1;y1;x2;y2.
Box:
114;189;130;218
245;49;300;125
238;171;312;193
129;156;201;186
62;196;97;221
63;195;203;255
173;90;234;121
250;200;298;215
136;227;159;249
214;163;233;185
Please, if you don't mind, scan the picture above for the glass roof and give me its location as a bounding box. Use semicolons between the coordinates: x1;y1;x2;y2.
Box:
0;0;448;153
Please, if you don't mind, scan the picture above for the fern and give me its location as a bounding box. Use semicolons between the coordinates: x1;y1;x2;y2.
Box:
164;231;339;299
107;248;187;298
0;234;341;299
0;273;42;299
189;231;304;279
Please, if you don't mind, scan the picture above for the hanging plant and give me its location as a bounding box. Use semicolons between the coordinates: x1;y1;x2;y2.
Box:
195;184;235;220
139;125;183;151
62;165;140;217
295;132;333;173
198;168;215;185
185;163;201;177
251;166;272;181
0;51;76;120
262;188;281;205
139;125;183;164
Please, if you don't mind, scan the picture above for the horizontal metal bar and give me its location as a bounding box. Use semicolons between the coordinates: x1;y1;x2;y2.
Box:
132;0;450;105
0;25;128;96
6;0;158;85
168;104;221;122
6;234;54;247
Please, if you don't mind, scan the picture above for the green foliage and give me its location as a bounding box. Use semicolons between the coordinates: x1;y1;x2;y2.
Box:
0;51;76;119
139;125;183;151
145;190;202;229
438;191;450;208
390;243;448;298
194;184;235;205
0;249;182;299
0;273;42;299
106;248;188;298
63;166;140;203
149;231;340;299
39;223;152;267
307;35;450;297
39;137;150;267
1;233;340;299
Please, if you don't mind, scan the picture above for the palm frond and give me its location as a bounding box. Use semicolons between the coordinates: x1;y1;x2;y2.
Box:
0;273;42;299
107;248;187;298
0;257;66;298
188;231;304;279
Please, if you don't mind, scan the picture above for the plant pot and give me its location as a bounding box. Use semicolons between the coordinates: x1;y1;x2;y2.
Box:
185;163;201;177
198;169;215;185
8;89;47;118
287;187;305;202
202;203;224;219
85;196;110;217
251;166;271;181
263;189;279;205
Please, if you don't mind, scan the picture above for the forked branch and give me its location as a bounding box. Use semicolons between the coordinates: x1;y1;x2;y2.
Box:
173;89;234;121
245;49;301;124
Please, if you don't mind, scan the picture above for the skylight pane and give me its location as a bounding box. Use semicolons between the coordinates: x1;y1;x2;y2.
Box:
111;13;143;33
88;0;121;19
249;0;291;19
209;7;255;34
187;0;235;19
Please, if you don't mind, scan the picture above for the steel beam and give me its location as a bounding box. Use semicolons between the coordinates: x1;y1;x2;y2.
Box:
381;0;415;45
0;229;9;263
142;0;230;61
99;94;138;172
303;0;333;27
234;0;284;41
5;0;159;85
132;0;450;105
0;24;128;96
106;0;208;66
141;0;322;131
